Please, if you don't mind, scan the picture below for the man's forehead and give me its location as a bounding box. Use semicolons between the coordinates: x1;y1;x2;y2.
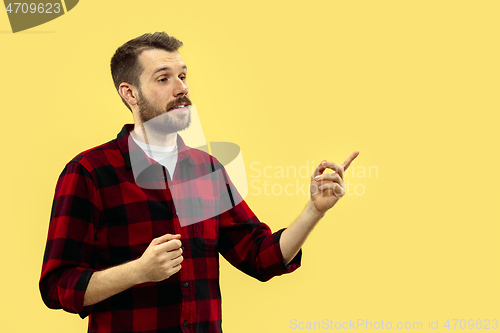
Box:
139;49;187;74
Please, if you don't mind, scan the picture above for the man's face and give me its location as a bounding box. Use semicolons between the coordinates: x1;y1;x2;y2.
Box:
136;49;192;134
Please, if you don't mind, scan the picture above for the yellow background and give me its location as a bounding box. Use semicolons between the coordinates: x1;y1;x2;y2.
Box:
1;0;499;332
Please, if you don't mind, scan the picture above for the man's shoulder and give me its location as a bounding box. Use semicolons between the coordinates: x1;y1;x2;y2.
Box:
185;145;224;170
67;138;123;173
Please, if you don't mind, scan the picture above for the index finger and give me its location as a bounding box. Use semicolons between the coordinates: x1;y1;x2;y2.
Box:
152;233;181;246
341;150;360;171
157;239;183;252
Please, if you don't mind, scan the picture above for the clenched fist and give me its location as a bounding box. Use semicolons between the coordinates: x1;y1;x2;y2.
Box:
135;234;183;283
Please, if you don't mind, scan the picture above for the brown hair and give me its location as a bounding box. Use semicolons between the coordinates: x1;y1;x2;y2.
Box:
110;32;183;111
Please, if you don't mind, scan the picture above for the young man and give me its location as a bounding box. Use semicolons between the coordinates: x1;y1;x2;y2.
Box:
40;32;359;333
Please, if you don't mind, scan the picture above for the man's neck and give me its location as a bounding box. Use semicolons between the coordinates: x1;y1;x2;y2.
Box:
132;123;178;147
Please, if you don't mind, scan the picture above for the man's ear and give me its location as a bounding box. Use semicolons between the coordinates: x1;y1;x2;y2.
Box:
119;82;139;107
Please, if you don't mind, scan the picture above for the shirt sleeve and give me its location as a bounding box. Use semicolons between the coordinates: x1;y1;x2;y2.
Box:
216;160;302;282
39;160;98;318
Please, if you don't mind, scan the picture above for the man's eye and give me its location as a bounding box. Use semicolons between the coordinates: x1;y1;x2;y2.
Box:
159;78;167;82
180;76;186;80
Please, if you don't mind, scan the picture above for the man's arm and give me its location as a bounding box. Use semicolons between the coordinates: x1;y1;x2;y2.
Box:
40;161;99;315
216;158;302;282
279;201;324;265
83;234;183;307
280;151;360;265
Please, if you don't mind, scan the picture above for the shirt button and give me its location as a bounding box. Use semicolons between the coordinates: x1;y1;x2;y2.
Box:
183;320;188;326
184;281;188;288
163;176;168;181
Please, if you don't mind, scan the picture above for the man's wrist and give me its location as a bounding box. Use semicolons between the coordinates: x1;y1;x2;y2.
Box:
127;258;146;285
306;199;325;220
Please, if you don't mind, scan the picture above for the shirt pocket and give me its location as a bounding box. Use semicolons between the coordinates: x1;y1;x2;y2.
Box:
170;192;220;253
192;198;219;252
172;171;221;252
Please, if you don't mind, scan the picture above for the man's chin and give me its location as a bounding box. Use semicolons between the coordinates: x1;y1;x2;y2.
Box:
142;115;191;134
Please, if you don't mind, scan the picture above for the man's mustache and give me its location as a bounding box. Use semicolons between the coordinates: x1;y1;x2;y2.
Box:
166;96;192;111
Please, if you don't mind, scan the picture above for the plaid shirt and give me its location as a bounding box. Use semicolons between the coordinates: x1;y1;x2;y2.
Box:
40;124;302;333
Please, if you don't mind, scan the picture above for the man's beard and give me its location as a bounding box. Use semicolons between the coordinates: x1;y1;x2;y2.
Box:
137;89;192;135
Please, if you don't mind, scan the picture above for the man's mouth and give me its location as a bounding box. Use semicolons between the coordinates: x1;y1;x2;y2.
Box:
169;104;190;111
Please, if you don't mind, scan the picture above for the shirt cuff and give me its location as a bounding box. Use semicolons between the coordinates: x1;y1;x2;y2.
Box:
76;270;95;319
263;228;302;279
280;247;302;272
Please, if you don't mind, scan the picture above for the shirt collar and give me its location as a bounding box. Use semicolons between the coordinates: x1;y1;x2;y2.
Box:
116;123;196;170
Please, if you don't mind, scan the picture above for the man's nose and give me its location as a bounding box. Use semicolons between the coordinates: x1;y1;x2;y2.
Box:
174;78;189;97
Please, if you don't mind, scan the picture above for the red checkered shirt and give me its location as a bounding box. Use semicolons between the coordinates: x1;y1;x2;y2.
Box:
40;124;302;333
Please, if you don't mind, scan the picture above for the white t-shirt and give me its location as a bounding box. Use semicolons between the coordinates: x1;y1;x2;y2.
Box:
132;137;178;179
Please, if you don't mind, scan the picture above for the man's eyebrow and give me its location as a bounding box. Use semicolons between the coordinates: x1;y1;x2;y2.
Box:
151;65;187;77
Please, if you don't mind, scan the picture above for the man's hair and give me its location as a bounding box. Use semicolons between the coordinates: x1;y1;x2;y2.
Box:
110;32;183;111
